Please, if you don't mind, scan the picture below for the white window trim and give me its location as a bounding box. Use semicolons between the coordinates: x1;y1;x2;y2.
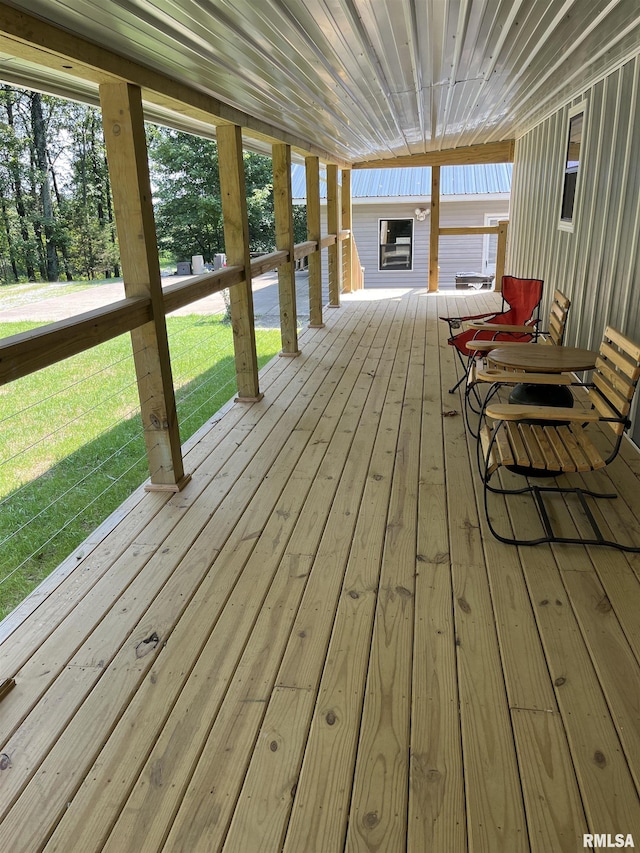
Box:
558;100;588;234
483;213;509;275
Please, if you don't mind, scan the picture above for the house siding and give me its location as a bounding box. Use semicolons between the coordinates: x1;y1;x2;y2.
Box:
509;53;640;443
324;199;509;289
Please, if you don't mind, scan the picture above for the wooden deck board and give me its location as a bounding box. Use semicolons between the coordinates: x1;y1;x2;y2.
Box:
1;288;639;852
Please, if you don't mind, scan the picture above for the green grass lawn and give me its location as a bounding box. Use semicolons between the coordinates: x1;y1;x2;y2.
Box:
0;315;281;618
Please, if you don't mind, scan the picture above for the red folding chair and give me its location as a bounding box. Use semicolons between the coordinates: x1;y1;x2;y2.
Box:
440;275;544;393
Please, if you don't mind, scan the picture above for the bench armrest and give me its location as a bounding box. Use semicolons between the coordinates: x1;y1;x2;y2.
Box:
485;403;601;423
476;369;574;385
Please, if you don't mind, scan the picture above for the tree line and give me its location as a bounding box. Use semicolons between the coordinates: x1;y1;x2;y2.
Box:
0;85;306;284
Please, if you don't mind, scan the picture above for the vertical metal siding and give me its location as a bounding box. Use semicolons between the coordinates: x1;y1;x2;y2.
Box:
509;54;640;442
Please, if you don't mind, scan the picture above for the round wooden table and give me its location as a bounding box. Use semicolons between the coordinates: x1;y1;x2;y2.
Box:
487;344;598;406
488;344;598;373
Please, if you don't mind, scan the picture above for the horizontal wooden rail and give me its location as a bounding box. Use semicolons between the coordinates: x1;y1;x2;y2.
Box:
294;240;317;260
0;236;334;388
0;296;152;386
439;226;500;236
163;265;244;314
250;250;288;277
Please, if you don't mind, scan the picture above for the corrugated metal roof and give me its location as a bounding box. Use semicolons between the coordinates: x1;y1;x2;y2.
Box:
1;2;639;164
291;164;512;200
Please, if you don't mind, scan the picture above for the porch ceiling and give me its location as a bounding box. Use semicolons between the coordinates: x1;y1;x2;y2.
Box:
1;0;640;163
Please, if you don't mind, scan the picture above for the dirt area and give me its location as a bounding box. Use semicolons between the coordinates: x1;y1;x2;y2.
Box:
0;270;321;327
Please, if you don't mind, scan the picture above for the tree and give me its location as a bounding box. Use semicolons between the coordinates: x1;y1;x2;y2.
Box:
148;127;277;262
0;86;287;284
64;102;120;280
0;85;37;281
30;92;59;281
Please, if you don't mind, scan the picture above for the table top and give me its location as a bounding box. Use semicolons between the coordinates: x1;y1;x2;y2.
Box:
488;344;598;373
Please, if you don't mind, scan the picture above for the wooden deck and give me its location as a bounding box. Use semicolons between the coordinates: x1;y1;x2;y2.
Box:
1;288;639;852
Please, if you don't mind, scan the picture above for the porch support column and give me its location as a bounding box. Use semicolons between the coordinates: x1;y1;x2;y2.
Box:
217;124;263;402
341;168;353;293
99;81;188;492
272;143;300;356
327;163;341;307
428;164;440;292
495;219;509;292
305;156;324;328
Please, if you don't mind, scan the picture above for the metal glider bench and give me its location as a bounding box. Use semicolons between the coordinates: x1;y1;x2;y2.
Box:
479;326;640;551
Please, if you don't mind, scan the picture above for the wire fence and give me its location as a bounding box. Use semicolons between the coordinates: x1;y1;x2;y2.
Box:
0;300;282;619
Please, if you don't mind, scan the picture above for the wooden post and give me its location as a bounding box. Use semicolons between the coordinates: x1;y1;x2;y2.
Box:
305;156;324;328
428;165;440;292
272;143;300;356
99;82;188;492
341;169;353;293
495;219;509;292
217;124;262;402
327;163;341;307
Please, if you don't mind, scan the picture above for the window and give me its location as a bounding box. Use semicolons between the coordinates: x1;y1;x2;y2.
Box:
559;103;586;230
379;218;413;271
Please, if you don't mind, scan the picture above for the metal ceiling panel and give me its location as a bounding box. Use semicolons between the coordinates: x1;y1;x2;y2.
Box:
0;0;639;163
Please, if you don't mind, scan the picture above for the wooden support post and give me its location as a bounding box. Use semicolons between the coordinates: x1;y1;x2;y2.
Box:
272;143;300;356
495;219;509;292
428;165;440;293
305;156;324;328
327;163;341;307
217;124;263;402
341;169;353;293
99;82;189;492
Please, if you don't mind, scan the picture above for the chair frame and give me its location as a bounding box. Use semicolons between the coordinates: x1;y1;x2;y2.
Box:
440;275;544;394
478;326;640;551
464;290;571;437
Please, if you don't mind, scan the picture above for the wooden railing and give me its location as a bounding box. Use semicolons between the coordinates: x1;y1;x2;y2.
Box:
435;219;509;292
341;230;364;292
0;87;358;492
0;238;345;388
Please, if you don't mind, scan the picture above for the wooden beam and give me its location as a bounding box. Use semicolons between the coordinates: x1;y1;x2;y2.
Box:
100;81;188;491
163;266;244;315
341;169;353;293
217;124;262;402
439;226;500;236
352;140;515;169
272;143;300;356
0;2;348;167
305;156;324;328
0;297;151;386
294;240;317;260
327;164;341;307
428;165;440;293
495;220;509;292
